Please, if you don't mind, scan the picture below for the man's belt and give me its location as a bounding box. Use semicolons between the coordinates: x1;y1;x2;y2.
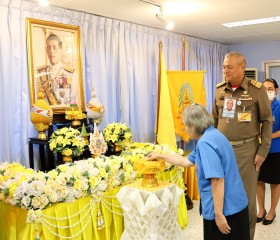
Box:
229;137;257;146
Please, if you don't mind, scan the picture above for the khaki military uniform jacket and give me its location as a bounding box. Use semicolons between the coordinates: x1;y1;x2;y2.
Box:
213;77;272;158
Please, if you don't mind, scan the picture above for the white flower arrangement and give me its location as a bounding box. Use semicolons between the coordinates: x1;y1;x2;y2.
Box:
49;127;85;157
0;142;182;211
0;156;136;210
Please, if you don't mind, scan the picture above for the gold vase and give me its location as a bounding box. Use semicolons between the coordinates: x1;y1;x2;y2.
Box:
34;123;49;140
62;154;72;162
114;143;123;152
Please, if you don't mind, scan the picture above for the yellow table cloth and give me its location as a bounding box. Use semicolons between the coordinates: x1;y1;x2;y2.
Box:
183;166;199;200
0;168;187;240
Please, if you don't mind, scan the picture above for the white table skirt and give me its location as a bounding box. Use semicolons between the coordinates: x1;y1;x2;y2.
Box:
116;180;185;240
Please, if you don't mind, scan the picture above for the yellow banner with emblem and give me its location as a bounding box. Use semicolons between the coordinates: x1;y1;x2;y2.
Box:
166;71;206;142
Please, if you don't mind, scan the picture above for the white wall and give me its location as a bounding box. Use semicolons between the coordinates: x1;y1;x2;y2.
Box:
229;41;280;81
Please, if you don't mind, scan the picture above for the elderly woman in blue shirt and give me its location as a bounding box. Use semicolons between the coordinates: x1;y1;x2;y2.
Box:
148;104;249;240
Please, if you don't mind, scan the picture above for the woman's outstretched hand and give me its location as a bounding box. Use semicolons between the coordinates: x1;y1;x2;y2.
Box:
146;152;161;161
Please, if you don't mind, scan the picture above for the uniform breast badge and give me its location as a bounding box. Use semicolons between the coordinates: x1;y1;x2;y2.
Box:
222;97;237;119
237;112;252;122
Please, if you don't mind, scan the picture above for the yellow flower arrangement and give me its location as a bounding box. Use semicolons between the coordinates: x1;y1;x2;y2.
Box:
49;127;85;157
103;122;133;147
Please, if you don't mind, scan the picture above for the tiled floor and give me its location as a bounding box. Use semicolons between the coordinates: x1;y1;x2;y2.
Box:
183;184;279;240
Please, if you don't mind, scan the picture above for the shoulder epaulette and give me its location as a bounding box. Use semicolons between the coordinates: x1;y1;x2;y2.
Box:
37;65;48;71
63;66;75;73
250;80;262;88
216;81;227;88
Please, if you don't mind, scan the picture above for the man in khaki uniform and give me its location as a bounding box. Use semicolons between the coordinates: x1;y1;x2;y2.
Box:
213;52;272;240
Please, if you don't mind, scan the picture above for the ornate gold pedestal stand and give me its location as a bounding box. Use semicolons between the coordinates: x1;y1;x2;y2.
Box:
134;158;165;188
65;105;86;127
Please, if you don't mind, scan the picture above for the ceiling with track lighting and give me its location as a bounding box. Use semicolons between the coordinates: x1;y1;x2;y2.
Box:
34;0;280;45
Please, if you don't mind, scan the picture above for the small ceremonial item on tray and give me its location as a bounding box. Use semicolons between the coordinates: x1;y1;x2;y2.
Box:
89;123;107;157
30;91;53;139
134;158;165;187
65;104;86;126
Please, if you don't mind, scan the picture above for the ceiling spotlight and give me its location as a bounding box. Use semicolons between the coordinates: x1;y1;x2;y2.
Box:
38;0;49;7
156;13;174;30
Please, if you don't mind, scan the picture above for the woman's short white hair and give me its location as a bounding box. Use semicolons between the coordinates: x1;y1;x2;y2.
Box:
182;103;214;135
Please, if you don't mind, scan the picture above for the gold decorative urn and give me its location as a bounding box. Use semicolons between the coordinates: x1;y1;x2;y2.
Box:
86;89;105;126
30;91;53;140
134;158;165;187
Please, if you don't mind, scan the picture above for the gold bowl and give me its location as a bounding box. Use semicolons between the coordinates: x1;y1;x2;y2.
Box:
134;158;165;187
65;105;86;126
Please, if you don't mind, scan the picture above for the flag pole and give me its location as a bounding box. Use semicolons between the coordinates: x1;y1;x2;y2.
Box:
155;41;163;144
182;37;194;210
181;37;186;150
182;37;186;71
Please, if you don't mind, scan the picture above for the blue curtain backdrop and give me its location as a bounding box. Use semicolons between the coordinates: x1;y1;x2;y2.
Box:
0;0;228;167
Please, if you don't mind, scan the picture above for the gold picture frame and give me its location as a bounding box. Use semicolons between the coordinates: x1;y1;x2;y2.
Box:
26;18;85;113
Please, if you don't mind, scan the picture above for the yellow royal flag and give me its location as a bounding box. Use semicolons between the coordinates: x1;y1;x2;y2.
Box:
166;71;206;142
156;52;177;147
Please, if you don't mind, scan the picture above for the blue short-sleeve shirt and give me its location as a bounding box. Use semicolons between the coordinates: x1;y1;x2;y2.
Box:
188;125;248;220
270;98;280;153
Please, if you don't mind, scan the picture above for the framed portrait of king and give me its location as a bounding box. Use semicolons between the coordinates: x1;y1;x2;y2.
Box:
26;18;85;114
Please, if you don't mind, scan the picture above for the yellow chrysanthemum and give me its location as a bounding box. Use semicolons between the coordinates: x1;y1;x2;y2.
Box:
49;140;57;150
48;170;58;179
57;164;68;172
99;168;108;178
60;127;69;134
89;176;98;188
9;182;18;197
74;179;81;190
62;148;72;156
